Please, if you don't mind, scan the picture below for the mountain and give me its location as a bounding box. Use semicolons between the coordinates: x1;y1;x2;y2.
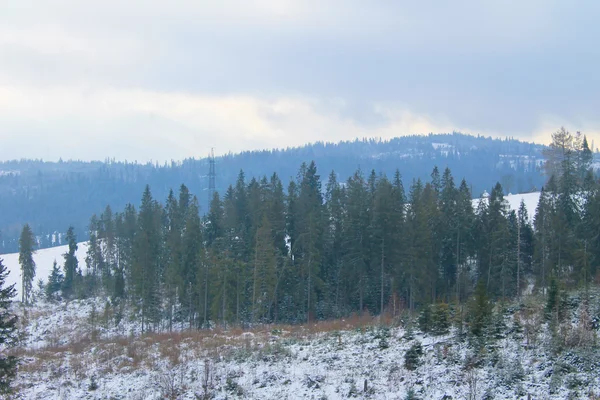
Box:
0;133;547;253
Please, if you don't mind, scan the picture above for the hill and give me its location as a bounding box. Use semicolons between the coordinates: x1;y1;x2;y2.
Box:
10;287;600;399
0;133;547;253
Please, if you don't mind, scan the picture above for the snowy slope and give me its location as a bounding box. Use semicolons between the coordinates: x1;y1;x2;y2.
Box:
1;242;88;299
11;292;600;400
473;192;541;221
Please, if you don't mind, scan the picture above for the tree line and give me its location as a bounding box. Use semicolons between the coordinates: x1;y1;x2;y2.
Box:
1;132;547;254
18;129;598;333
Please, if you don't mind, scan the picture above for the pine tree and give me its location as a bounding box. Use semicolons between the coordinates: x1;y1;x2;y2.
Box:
181;196;202;328
0;257;18;393
132;185;163;333
100;205;116;293
62;226;79;298
252;214;277;322
114;204;136;299
85;215;105;295
46;259;63;300
19;224;36;304
438;167;459;301
294;161;324;323
469;281;491;338
455;179;475;302
342;169;370;314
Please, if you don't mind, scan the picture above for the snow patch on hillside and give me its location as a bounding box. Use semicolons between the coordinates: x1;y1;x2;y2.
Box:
1;242;89;299
473;192;541;221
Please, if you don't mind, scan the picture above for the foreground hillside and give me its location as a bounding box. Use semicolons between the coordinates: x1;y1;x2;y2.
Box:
10;288;600;399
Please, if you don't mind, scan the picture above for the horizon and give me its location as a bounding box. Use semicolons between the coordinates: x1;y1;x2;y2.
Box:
0;131;566;165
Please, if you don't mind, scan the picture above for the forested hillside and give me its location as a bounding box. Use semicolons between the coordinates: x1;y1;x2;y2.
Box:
3;129;600;398
21;128;595;330
0;133;548;253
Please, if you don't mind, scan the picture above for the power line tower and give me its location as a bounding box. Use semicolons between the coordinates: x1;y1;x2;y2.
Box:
208;148;216;206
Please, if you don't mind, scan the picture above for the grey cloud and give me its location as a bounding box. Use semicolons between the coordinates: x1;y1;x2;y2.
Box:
1;0;600;161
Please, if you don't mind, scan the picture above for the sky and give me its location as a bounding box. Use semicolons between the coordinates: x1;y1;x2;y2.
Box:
1;1;599;162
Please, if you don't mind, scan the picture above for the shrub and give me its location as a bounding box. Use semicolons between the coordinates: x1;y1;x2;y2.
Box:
418;306;432;333
431;303;451;335
404;341;423;371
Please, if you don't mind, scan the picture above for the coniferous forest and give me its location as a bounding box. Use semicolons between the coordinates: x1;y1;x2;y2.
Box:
0;133;550;253
41;129;598;332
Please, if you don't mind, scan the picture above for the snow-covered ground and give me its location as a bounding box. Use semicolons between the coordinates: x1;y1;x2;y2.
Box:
473;191;541;221
1;242;88;299
10;291;600;399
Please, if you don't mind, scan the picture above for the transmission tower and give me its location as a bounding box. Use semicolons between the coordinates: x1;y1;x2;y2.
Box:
208;148;216;205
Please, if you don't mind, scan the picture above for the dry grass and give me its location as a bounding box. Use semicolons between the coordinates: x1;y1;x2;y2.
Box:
14;312;394;377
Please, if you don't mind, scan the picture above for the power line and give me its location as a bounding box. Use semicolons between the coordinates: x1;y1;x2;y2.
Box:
208;148;216;206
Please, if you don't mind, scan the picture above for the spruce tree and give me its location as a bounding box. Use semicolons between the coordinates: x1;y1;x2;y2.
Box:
18;224;36;304
252;214;277;322
132;185;162;333
0;257;18;393
62;226;79;298
342;169;370;314
46;259;63;300
469;281;491;338
295;161;324;322
181;196;202;328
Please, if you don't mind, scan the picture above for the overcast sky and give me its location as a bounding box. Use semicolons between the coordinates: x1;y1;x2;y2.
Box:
1;1;599;162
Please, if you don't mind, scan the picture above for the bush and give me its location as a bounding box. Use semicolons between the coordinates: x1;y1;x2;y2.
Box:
375;326;391;350
88;375;98;391
431;303;451;335
418;306;432;333
404;341;423;371
405;387;420;400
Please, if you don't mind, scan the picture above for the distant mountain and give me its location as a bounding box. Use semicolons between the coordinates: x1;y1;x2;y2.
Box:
0;133;548;253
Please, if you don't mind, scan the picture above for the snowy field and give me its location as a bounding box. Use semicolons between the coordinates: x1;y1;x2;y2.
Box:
1;242;89;299
472;191;541;221
11;293;600;399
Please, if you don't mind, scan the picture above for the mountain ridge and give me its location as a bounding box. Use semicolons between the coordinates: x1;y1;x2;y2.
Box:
0;132;548;253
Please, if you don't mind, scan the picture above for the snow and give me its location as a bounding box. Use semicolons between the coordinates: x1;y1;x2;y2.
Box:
10;293;600;399
473;191;541;221
431;142;453;150
1;242;89;299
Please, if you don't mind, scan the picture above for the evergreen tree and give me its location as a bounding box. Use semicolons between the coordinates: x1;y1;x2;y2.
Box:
469;281;492;337
405;179;434;311
0;257;18;393
62;226;79;298
455;179;475;302
114;204;136;299
45;259;63;299
18;223;36;304
181;196;202;328
342;169;371;314
100;205;116;292
252;214;277;322
516;200;534;296
132;185;163;333
295;161;324;323
85;215;105;294
372;174;395;314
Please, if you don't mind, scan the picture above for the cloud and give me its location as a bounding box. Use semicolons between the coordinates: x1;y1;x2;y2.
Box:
1;1;599;161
